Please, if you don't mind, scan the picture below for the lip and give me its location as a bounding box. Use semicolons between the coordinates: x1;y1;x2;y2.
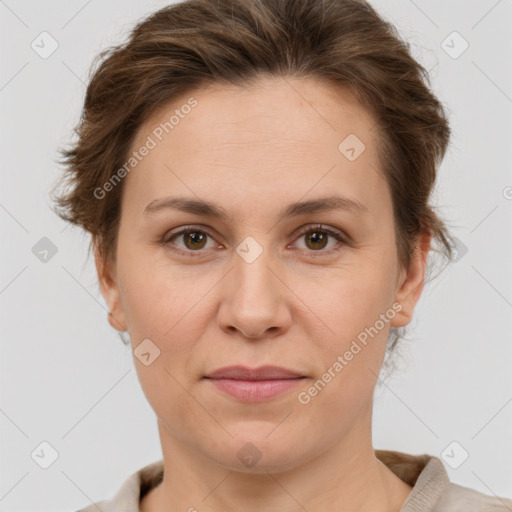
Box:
205;365;304;380
204;365;306;403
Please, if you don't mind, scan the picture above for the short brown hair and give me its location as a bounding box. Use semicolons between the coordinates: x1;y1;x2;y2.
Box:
51;0;455;354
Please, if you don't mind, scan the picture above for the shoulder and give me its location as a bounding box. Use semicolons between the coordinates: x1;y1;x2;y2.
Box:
73;460;164;512
375;449;512;512
433;482;512;511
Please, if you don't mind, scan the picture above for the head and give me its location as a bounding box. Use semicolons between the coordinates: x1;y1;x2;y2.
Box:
52;0;454;472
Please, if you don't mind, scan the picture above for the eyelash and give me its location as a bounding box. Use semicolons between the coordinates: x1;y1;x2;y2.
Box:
162;224;347;258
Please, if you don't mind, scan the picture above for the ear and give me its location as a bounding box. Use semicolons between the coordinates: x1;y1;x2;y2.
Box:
390;232;431;328
94;245;127;332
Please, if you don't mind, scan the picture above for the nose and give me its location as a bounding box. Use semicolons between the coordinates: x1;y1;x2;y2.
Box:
217;247;292;340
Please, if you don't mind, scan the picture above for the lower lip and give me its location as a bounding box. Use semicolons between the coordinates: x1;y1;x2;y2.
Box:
205;378;304;403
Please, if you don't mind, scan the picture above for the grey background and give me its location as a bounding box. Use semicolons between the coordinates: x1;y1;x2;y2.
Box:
1;0;511;510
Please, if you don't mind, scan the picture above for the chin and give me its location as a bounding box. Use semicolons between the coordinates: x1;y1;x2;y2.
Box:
203;428;311;475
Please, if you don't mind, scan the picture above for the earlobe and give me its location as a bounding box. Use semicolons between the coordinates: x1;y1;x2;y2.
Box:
108;310;127;332
390;233;431;328
94;245;128;332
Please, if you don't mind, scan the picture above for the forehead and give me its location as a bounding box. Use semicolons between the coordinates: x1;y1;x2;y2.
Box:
135;76;378;153
123;76;387;219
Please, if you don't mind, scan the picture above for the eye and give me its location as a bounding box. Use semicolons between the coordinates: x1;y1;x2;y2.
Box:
292;224;346;256
162;223;347;258
163;226;219;256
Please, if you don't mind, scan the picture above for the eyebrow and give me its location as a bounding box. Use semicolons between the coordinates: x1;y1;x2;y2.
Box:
143;194;369;221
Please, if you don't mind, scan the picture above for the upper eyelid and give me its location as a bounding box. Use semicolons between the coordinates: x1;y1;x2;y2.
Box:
163;224;220;244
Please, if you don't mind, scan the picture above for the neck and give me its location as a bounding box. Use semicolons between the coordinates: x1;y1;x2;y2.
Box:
141;409;412;512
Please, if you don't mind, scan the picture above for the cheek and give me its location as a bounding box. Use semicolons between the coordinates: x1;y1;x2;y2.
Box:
295;258;396;394
292;275;392;438
117;251;202;340
118;254;219;389
119;264;213;440
298;261;395;343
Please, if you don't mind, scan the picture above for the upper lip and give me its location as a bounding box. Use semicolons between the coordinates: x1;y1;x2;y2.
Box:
205;365;304;380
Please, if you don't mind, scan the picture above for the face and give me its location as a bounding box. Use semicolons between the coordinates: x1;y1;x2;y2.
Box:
96;76;428;473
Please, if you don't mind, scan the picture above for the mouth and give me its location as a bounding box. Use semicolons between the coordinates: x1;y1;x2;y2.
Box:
203;365;306;403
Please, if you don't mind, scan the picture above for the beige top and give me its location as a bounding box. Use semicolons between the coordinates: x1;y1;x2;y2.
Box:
75;450;512;511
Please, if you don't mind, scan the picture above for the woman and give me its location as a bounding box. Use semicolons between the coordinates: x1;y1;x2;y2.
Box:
52;0;512;510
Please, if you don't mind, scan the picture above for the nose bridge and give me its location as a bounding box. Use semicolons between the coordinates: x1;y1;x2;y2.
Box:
218;233;290;338
233;234;278;306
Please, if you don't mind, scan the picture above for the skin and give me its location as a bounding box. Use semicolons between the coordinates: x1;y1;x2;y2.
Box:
95;76;430;512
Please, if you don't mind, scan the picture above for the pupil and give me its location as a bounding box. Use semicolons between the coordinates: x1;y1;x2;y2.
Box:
308;231;327;249
187;232;205;249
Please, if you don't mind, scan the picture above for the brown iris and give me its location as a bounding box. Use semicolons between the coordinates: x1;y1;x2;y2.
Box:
304;230;328;250
183;230;207;250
